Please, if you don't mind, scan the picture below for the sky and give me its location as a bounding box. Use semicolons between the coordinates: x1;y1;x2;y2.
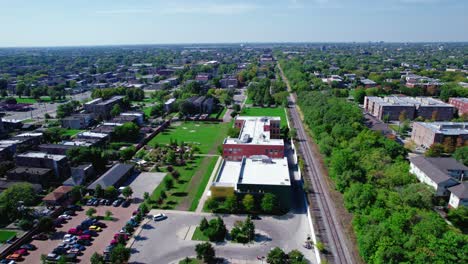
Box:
0;0;467;47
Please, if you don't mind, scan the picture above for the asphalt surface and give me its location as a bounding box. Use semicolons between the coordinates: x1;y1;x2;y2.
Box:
278;62;354;264
2;92;91;121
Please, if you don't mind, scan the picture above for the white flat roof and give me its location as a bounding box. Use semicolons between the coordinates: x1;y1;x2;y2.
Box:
15;132;43;137
240;157;290;186
214;156;290;187
77;131;108;138
17;152;66;161
225;116;283;146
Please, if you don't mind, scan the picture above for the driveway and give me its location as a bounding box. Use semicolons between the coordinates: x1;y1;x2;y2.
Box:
23;203;138;264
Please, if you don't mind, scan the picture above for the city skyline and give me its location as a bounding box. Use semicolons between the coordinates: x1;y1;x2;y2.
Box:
1;0;467;47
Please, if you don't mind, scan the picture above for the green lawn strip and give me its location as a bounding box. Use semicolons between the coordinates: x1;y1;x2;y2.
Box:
188;157;218;211
148;122;230;154
15;98;37;104
21;119;35;123
178;258;202;264
143;106;153;117
245;96;253;105
241;107;287;127
62;129;83;137
191;227;209;241
0;230;17;243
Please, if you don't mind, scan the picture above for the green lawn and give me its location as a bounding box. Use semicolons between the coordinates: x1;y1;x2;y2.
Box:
245;96;253;105
15;98;37;104
0;230;17;243
62;129;83;137
241;107;288;127
148;122;230;154
143;106;153;117
189;157;219;211
191;227;209;241
179;258;202;264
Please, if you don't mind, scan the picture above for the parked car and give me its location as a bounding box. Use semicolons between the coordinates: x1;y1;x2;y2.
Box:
82;230;98;237
94;222;106;228
76;239;91;246
32;233;48;240
64;253;77;262
5;254;20;261
112;199;123;207
67;248;81;254
153;213;167;221
79;234;91;241
58;214;71;220
114;233;129;240
46;253;60;261
52;247;67;255
20;244;36;251
68;228;82;235
89;225;102;232
105;199;113;206
66;205;82;211
71;243;86;251
122;200;131;208
64;210;75;216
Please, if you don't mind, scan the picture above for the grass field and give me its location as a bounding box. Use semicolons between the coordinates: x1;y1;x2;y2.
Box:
62;129;83;137
191;227;209;241
148;122;230;154
189;157;219;211
241;107;288;127
0;230;17;243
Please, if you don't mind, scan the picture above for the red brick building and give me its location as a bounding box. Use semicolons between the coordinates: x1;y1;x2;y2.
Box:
223;116;284;161
449;98;468;116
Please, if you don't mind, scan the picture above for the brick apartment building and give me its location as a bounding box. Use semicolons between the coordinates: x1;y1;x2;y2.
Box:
449;97;468;116
364;96;455;121
84;96;124;120
223;116;284;161
411;122;468;149
15;152;71;179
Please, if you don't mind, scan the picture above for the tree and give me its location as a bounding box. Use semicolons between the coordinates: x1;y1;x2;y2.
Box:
447;206;468;233
86;208;97;218
164;178;174;190
203;217;227;242
110;244;131;264
105;210;113;219
43;127;64;143
224;194;238;212
267;247;287;264
398;110;407;123
120;146;136;161
110;104;122;117
199;217;209;231
37;217;54;233
122;186;133;199
90;252;105;264
179;101;196;115
113;122;140;142
261;193;278;213
242;194;255;212
150;104;164;117
230;216;255;243
0;183;37;220
288;250;306;264
143;192;150;201
95;184;104;198
230;110;238;118
104;186;119;200
425;143;444;157
205;197;219;211
453;146;468;166
195;242;215;263
227;127;241;138
165;150;176;164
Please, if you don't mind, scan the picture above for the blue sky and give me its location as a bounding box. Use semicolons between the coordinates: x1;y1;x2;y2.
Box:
0;0;467;47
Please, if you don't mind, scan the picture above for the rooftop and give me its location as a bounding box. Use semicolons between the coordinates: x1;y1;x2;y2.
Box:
224;116;283;146
88;163;134;190
214;156;290;187
414;122;468;135
17;152;67;161
77;131;109;139
409;156;467;184
449;182;468;199
366;96;453;107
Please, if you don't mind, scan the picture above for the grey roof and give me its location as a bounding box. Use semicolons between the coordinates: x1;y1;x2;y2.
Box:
409;156;466;184
449;182;468;199
88;163;133;190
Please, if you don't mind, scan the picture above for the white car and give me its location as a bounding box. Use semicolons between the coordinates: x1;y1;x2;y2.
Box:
58;214;71;220
153;213;167;221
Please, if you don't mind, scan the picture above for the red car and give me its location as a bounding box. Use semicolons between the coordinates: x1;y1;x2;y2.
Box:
110;239;118;245
14;248;27;255
68;228;83;235
114;233;129;240
79;234;91;240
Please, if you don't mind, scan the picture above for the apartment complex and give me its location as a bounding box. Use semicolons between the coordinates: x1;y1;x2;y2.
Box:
223;116;284;161
84;96;124;119
411;122;468;148
15;152;71;179
449;97;468;116
364;96;455;121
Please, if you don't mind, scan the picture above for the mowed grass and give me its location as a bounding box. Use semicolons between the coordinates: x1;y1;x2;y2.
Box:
0;230;17;243
179;258;203;264
241;107;288;127
62;129;83;137
189;157;219;211
15;98;37;104
148;122;230;154
191;227;209;241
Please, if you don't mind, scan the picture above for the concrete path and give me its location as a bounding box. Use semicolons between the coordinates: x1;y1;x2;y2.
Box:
195;156;222;212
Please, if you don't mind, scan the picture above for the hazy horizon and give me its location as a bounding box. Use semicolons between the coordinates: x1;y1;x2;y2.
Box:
1;0;467;47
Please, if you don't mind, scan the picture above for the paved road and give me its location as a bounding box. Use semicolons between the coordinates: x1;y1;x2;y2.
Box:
2;92;91;121
278;62;354;264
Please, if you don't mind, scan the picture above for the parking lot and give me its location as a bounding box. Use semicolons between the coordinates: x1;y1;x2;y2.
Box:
123;172;165;201
22;202;138;264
